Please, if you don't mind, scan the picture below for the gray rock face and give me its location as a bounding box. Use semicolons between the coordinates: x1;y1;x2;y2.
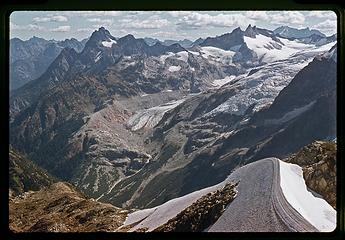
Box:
273;26;326;38
10;37;85;90
201;27;244;50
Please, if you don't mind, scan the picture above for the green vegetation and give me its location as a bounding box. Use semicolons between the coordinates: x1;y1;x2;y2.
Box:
9;147;57;196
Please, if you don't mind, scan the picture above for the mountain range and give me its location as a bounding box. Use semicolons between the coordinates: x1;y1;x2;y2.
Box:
9;24;337;232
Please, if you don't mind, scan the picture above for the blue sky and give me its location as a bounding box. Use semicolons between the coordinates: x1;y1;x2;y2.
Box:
10;11;337;41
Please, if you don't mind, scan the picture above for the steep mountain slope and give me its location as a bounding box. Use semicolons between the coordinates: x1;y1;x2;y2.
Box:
8;27;231;197
102;45;336;208
9;147;56;196
10;37;85;90
9;182;128;232
9;25;336;205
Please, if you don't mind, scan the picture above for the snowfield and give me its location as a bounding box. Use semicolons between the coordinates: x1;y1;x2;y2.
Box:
199;46;236;64
204;43;335;117
279;160;336;232
176;51;189;62
244;35;312;63
127;99;186;131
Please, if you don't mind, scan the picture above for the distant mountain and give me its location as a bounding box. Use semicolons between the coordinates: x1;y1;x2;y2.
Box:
143;38;193;48
9;26;336;208
273;26;326;39
10;36;85;90
192;37;204;46
9;147;56;196
199;25;289;66
201;27;244;50
143;37;159;46
297;33;336;46
161;39;193;48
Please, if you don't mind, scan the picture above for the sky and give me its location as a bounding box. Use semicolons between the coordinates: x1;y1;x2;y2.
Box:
10;11;337;41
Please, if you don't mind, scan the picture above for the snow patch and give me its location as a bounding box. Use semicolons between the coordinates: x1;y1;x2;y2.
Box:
244;35;316;62
168;65;181;72
212;75;236;88
176;51;189;62
200;46;236;64
279;160;336;232
265;101;316;125
188;50;200;55
94;51;102;63
127;99;185;131
160;52;174;64
101;39;117;48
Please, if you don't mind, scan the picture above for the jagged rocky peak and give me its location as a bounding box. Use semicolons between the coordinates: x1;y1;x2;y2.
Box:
244;24;258;38
167;43;185;52
231;26;243;33
200;26;244;50
85;26;116;48
192;37;204;46
118;34;137;43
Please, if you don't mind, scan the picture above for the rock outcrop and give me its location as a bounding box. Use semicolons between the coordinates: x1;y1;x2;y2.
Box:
9;182;129;232
153;182;238;232
285;141;336;209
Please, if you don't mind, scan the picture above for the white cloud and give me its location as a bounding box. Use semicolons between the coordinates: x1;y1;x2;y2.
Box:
10;22;45;31
246;11;269;21
120;15;170;29
313;19;337;35
33;15;68;23
168;11;193;18
91;24;112;30
150;30;188;40
76;27;94;32
176;12;254;30
51;25;71;32
63;11;123;17
308;11;337;20
269;11;305;25
87;18;112;25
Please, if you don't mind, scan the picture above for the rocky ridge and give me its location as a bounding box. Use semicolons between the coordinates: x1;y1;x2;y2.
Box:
153;182;238;232
285;141;336;209
9;182;129;232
